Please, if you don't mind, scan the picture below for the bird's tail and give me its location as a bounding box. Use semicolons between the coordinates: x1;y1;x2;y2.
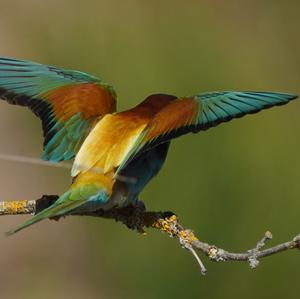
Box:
6;190;85;235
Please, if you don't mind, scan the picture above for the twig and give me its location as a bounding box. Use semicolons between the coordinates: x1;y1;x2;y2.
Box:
247;231;273;268
1;196;299;274
0;200;36;215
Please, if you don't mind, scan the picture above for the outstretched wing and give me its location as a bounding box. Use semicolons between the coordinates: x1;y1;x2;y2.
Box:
117;91;297;172
0;57;116;162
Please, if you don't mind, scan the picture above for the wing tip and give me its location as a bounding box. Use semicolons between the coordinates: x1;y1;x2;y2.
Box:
286;93;298;101
244;91;298;101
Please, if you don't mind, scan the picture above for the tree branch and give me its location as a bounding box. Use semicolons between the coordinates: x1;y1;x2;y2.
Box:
1;195;299;275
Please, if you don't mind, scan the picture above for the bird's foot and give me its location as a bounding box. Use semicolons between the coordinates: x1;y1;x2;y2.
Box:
120;201;147;234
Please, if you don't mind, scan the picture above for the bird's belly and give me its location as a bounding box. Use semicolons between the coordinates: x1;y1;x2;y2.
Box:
100;182;131;211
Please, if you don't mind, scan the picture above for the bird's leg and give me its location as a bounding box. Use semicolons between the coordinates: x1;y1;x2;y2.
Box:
111;200;148;233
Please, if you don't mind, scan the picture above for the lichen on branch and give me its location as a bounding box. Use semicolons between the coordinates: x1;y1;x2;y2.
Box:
1;195;299;275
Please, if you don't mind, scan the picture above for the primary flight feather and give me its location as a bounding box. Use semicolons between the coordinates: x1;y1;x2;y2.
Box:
0;57;296;234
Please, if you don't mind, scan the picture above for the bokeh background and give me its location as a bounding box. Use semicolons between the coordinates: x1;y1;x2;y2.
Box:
0;0;299;298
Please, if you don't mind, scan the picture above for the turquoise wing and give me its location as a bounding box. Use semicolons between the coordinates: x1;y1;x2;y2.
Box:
117;91;297;172
194;91;297;130
0;57;117;162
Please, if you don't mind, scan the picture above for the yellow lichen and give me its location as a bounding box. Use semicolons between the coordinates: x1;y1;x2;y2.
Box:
152;215;178;235
2;200;30;214
151;215;198;244
179;230;198;245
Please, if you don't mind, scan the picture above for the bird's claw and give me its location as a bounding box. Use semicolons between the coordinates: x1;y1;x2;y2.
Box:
121;201;147;233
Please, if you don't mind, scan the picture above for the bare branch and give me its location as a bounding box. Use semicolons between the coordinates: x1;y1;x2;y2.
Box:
1;196;299;274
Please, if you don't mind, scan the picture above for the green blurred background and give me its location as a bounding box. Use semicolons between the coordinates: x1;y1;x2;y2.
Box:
0;0;299;298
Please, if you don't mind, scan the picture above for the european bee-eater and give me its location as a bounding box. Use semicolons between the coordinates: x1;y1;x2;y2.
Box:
0;57;296;234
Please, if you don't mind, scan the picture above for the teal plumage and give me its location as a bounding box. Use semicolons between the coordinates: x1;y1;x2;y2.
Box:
0;57;296;235
195;91;295;129
116;92;297;173
0;57;116;162
41;113;92;161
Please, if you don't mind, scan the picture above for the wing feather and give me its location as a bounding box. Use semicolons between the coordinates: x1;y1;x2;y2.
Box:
116;91;297;172
0;57;117;162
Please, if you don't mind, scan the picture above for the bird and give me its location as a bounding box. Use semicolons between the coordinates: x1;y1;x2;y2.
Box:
0;57;297;234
